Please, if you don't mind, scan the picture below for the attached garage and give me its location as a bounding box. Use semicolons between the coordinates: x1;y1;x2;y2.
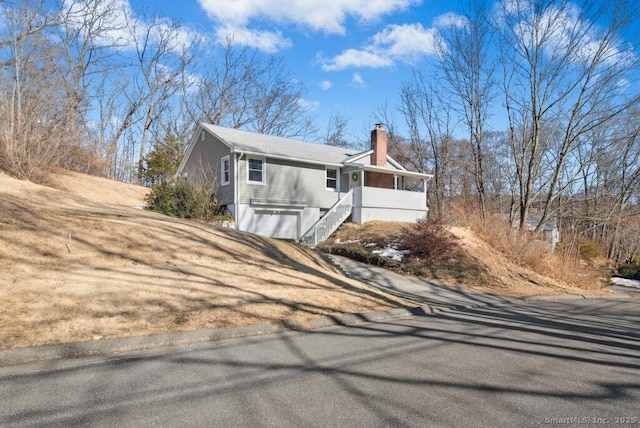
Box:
249;210;299;239
235;202;320;240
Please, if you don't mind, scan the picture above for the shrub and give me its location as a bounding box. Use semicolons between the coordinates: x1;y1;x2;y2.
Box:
319;244;402;268
399;219;458;262
145;178;217;220
578;240;601;261
617;263;640;280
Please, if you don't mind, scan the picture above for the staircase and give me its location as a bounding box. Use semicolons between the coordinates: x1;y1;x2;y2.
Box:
300;190;353;247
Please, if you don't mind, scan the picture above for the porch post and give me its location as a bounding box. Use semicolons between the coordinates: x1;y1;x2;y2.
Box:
394;175;398;190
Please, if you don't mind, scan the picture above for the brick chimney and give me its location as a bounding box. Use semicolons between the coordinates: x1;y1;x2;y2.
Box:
371;123;387;167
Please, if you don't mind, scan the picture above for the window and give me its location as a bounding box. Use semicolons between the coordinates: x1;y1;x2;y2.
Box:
247;157;264;183
326;168;337;189
221;156;230;185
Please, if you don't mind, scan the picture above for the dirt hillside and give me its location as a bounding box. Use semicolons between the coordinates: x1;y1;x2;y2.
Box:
0;170;409;349
322;221;605;298
447;226;598;297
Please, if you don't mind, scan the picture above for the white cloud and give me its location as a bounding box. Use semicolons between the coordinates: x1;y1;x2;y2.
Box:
500;0;522;15
351;73;366;88
616;77;630;91
433;12;468;29
569;30;632;68
320;23;437;71
197;0;421;35
297;98;320;110
320;49;394;71
320;80;333;90
62;0;200;53
216;25;292;53
501;2;630;68
372;23;438;61
178;67;203;94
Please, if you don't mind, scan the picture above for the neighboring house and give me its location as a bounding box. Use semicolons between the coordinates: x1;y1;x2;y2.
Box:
526;215;561;249
176;123;431;245
509;214;561;249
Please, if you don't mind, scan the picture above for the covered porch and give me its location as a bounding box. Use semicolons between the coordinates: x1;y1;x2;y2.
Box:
342;164;429;224
299;163;431;247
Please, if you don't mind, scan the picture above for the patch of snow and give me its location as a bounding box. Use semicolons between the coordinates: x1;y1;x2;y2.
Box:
372;246;408;262
364;242;377;248
610;277;640;288
209;220;234;228
334;238;360;244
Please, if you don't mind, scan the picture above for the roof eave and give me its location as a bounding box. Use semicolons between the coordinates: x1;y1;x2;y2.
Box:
343;162;431;178
232;148;344;168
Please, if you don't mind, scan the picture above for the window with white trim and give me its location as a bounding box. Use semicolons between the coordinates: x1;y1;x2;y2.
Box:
221;156;230;186
326;168;337;189
247;157;264;183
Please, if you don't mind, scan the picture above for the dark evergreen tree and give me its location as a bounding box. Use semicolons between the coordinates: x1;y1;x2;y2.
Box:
140;134;183;187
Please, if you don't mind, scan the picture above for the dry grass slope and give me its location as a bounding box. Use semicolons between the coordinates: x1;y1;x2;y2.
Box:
0;170;409;349
322;221;605;298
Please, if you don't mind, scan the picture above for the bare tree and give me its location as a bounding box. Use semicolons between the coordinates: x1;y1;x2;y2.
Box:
93;69;141;179
55;0;130;172
483;130;519;216
185;39;315;139
582;109;640;262
324;114;351;148
0;0;64;180
248;55;316;138
399;70;455;220
127;12;194;182
496;0;640;231
372;100;407;158
436;0;496;218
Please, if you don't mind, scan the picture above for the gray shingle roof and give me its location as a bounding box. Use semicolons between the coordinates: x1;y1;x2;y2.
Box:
202;123;362;165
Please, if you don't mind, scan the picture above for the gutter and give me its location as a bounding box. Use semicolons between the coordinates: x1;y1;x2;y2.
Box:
342;162;432;179
231;148;344;168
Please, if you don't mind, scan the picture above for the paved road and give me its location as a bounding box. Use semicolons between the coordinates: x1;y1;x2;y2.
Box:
1;297;638;427
611;285;640;295
326;254;514;309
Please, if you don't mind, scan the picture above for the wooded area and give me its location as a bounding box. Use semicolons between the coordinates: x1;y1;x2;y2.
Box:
392;0;640;267
0;0;316;184
1;0;638;267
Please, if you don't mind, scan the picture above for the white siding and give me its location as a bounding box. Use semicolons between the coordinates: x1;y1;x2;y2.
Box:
352;186;428;224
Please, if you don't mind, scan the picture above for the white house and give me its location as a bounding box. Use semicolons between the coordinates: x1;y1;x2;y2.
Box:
176;123;432;246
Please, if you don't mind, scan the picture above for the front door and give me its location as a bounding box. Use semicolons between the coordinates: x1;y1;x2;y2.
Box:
349;171;361;190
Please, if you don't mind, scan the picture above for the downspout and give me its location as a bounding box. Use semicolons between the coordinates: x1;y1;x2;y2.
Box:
424;177;428;217
234;151;244;230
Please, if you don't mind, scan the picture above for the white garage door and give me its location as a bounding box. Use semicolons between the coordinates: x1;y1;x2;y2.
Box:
246;210;299;240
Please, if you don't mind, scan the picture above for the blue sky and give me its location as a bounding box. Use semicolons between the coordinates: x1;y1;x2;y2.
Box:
122;0;464;142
